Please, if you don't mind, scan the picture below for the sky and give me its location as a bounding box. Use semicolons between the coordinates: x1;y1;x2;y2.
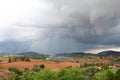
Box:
0;0;120;54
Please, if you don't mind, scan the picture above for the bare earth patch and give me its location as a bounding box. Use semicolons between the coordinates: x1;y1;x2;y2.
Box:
0;61;80;71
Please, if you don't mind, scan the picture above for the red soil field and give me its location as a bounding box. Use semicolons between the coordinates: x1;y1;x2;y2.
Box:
0;61;80;71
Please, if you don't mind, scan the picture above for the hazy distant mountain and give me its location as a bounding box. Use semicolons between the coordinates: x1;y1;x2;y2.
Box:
55;52;93;57
0;52;9;56
16;52;44;56
97;50;120;56
55;50;120;57
0;51;45;56
0;50;120;57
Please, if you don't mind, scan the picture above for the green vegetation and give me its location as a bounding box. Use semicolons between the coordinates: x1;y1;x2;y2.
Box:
40;64;45;69
30;55;47;60
112;58;120;64
9;67;22;75
8;64;120;80
8;57;12;63
1;54;120;80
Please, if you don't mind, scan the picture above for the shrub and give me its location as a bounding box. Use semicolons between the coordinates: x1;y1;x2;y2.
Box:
32;65;40;72
115;69;120;80
76;60;79;63
9;67;22;75
24;68;29;71
40;64;45;69
24;57;30;61
92;70;115;80
0;59;2;62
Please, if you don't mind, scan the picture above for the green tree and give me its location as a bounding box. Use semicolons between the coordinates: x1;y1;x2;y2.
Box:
40;64;45;69
115;69;120;80
8;57;12;63
9;67;22;75
92;70;115;80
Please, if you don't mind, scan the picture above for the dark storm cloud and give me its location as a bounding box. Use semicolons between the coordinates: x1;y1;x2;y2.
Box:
45;0;120;45
0;41;30;53
1;0;120;53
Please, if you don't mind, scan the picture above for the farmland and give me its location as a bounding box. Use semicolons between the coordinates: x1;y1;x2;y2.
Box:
0;61;80;71
0;56;109;71
0;52;120;80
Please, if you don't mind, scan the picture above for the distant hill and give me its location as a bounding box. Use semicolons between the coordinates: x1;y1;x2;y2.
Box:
0;50;120;57
55;50;120;57
97;50;120;56
0;52;9;56
0;51;46;56
16;52;45;56
55;52;93;57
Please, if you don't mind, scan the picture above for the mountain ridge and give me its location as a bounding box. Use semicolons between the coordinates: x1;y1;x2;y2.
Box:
0;50;120;57
97;50;120;56
0;51;44;56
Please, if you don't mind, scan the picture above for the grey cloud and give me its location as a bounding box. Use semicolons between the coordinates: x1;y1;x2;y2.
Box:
0;41;30;53
1;0;120;54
